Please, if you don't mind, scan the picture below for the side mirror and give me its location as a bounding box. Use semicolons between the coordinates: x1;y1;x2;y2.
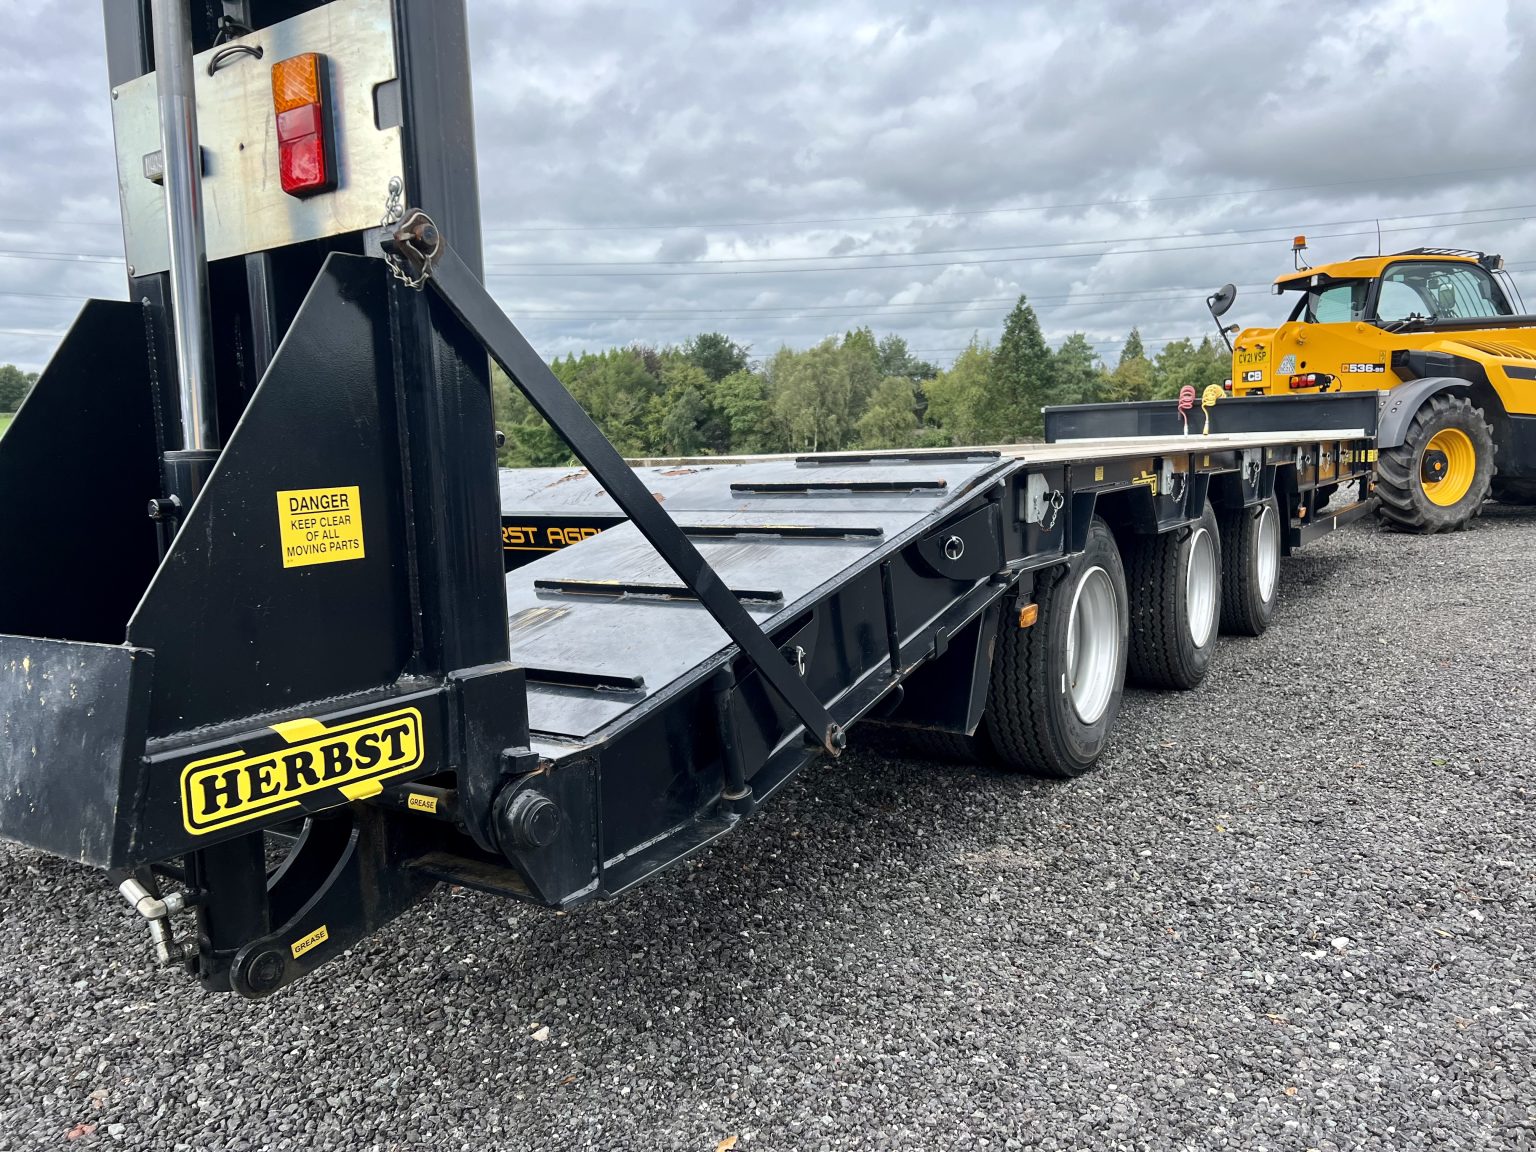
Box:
1207;283;1238;319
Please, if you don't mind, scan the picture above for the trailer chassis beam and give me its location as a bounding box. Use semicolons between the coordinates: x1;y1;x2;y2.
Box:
383;214;844;755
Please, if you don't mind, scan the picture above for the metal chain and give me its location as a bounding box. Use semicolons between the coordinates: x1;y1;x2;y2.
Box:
382;208;442;291
1042;489;1064;533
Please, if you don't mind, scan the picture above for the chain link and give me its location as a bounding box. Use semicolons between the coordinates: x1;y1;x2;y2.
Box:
382;208;442;291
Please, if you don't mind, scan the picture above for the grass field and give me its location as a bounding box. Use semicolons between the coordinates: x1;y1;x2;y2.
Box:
0;413;12;438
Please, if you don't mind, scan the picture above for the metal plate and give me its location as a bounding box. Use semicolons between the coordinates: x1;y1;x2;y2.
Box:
111;0;402;276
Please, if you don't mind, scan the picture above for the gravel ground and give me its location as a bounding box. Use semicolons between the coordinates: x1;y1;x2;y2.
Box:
2;507;1534;1152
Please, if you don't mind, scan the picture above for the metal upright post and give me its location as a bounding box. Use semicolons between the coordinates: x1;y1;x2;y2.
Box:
150;0;220;467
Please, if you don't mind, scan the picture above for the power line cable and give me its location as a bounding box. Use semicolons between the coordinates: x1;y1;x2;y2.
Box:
484;213;1536;279
486;205;1536;269
476;163;1536;233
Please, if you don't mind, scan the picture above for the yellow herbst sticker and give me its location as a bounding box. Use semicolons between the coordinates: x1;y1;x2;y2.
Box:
291;925;329;959
277;486;365;568
179;707;424;835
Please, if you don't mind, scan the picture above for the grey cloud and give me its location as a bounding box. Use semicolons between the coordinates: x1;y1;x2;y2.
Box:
2;0;1532;372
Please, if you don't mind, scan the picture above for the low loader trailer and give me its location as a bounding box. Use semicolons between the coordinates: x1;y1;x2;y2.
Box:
0;0;1377;997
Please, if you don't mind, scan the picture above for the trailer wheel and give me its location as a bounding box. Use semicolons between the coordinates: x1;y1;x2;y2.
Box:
1126;504;1222;690
894;726;991;764
1377;394;1494;533
984;516;1128;778
1218;495;1281;637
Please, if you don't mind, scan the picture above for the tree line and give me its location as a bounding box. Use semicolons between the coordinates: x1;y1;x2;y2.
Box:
494;295;1230;465
2;294;1231;458
0;364;37;414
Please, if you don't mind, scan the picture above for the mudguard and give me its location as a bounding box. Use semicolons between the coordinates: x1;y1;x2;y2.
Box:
1376;378;1472;449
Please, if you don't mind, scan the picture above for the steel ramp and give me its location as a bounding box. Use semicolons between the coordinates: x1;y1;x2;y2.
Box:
502;453;1011;751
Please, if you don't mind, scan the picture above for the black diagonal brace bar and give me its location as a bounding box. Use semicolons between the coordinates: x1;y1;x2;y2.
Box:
389;221;843;755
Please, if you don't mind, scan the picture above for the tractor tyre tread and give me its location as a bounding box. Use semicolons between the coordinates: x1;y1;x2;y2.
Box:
1377;394;1494;534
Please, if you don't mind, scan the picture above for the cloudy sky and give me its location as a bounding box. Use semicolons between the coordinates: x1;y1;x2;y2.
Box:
2;0;1534;373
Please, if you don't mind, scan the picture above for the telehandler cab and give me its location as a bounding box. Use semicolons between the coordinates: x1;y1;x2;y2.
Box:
1209;241;1536;532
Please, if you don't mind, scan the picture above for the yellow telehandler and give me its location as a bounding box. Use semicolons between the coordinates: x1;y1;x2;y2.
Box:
1209;241;1536;531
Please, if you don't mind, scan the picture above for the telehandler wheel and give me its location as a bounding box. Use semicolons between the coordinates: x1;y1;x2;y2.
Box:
984;516;1128;778
1376;394;1494;533
1218;495;1281;638
1492;478;1536;506
1126;504;1222;690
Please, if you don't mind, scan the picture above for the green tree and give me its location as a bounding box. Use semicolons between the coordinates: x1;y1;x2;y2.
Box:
840;326;882;417
922;336;994;445
769;340;858;452
876;333;937;381
655;362;723;455
0;364;36;413
842;326;880;364
1052;333;1110;406
1148;337;1229;400
1110;328;1154;402
553;348;663;454
492;366;568;466
856;376;920;448
683;332;750;382
713;369;779;453
986;296;1055;439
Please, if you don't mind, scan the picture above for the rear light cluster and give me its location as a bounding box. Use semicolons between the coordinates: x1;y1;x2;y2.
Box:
271;53;336;198
1287;373;1334;391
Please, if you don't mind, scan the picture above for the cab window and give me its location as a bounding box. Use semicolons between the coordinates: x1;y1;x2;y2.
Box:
1374;261;1511;322
1305;280;1368;323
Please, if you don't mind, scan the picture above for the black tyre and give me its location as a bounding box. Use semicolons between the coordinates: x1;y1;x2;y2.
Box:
893;726;990;764
983;516;1128;778
1126;504;1222;690
1377;394;1495;533
1492;478;1536;506
1218;495;1281;637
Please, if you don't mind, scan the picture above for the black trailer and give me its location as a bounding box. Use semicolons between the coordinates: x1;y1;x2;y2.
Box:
0;0;1377;997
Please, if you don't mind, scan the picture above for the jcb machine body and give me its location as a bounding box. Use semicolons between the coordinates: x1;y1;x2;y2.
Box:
0;0;1375;997
1212;244;1536;531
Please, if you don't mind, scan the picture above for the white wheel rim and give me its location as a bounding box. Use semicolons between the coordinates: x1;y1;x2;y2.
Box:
1185;527;1218;649
1064;565;1119;725
1256;504;1280;603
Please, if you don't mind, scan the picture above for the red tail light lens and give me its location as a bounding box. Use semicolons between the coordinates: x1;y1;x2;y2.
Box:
271;53;336;198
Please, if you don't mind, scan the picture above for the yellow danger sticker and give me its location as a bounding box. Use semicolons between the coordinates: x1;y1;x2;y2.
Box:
179;707;424;835
277;486;365;568
291;925;329;959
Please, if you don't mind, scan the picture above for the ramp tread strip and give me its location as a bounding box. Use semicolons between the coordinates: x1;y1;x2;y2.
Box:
730;480;948;495
793;450;1002;465
532;577;784;604
523;666;647;692
682;524;885;540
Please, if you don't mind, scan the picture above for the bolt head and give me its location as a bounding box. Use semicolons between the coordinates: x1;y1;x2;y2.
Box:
244;950;285;994
499;789;562;851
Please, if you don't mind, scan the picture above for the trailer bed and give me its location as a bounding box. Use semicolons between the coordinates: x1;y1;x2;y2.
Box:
501;424;1373;763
